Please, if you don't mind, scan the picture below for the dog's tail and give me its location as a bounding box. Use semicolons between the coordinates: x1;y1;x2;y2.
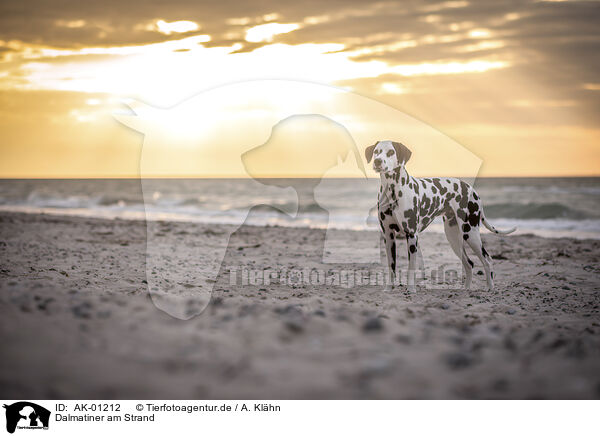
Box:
481;209;517;235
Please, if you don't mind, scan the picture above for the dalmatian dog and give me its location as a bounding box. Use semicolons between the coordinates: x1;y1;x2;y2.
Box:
365;140;516;292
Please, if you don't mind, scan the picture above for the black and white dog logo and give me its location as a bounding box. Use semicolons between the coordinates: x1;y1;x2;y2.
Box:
3;402;50;434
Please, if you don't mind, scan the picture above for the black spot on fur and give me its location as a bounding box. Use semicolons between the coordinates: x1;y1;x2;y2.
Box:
467;210;480;227
419;196;432;218
463;234;469;240
459;182;469;208
468;259;474;267
432;178;448;195
409;244;416;253
463;223;471;233
389;223;400;232
404;208;417;231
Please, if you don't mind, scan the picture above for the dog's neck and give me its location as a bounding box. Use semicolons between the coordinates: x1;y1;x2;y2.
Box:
379;164;409;188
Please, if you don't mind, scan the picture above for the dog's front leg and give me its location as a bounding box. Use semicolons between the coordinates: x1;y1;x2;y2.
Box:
383;231;397;291
406;234;419;292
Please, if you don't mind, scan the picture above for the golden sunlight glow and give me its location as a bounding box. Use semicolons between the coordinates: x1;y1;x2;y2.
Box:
226;17;252;26
468;29;492;38
114;81;483;178
7;35;509;105
13;41;387;104
154;19;200;35
456;40;505;53
0;3;598;178
379;83;409;94
391;60;507;76
135;19;200;34
245;22;301;42
262;13;281;22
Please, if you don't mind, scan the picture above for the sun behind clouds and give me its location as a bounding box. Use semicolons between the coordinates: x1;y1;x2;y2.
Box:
0;0;598;177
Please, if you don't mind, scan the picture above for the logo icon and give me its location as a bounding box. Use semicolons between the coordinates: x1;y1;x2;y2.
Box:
3;402;50;434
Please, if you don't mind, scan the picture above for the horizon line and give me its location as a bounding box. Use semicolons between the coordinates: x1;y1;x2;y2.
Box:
1;174;599;179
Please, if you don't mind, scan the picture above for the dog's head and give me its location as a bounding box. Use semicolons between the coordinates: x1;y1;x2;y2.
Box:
365;140;412;173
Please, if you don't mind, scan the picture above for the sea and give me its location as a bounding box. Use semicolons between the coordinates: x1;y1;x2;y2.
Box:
1;177;599;239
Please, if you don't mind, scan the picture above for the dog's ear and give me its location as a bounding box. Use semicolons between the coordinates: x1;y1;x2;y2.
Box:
365;143;377;163
392;141;412;164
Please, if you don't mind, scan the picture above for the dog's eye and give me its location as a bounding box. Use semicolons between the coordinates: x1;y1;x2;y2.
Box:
386;150;394;157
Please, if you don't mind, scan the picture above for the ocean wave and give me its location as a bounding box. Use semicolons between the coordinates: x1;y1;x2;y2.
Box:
483;202;594;220
2;178;600;239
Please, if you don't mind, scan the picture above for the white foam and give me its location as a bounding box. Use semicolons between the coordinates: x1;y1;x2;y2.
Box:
2;204;600;240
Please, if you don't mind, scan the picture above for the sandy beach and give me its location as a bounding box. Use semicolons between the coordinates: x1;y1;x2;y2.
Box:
1;211;599;399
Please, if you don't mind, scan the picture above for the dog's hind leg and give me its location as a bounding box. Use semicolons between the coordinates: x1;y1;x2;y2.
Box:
464;229;494;290
443;216;473;290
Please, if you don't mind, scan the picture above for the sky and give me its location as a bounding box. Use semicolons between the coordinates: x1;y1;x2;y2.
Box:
0;0;599;177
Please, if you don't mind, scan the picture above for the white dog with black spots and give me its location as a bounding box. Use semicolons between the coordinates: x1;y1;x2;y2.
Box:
365;140;516;292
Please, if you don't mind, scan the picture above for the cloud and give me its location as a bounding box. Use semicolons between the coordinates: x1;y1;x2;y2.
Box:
245;22;301;42
55;19;87;29
0;0;598;125
136;19;200;35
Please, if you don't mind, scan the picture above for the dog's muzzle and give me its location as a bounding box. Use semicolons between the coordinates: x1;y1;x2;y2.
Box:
373;158;383;172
